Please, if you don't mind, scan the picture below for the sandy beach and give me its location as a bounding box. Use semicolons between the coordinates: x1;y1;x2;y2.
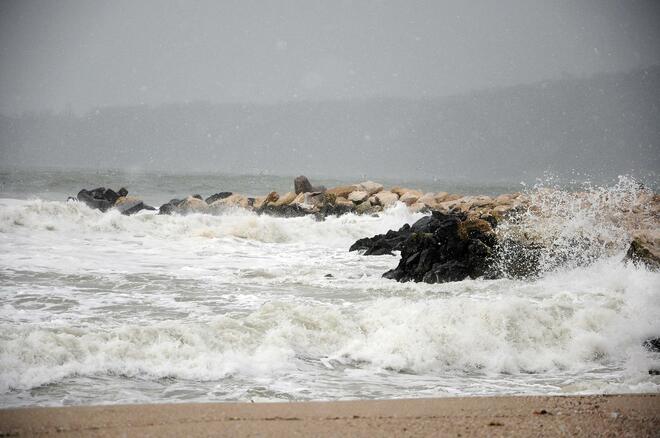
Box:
1;394;658;437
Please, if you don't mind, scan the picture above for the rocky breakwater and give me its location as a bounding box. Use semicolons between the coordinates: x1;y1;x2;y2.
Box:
351;182;659;284
75;187;156;215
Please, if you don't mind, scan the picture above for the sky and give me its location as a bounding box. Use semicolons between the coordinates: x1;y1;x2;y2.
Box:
1;0;659;115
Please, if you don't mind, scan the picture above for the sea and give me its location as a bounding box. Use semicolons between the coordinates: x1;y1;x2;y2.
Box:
0;168;658;407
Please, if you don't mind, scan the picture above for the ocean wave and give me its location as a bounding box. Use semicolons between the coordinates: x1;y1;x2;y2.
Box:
2;259;658;393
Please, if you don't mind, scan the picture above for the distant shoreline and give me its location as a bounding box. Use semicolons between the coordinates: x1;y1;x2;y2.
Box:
2;394;658;437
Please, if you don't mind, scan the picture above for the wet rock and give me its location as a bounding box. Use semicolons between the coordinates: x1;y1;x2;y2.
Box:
326;185;357;198
348;190;370;203
294;175;313;194
356;181;383;196
258;203;310;217
349;224;412;255
625;231;660;270
210;194;250;210
115;196;155;215
272;191;296;206
177;196;209;213
205;192;232;204
374;191;399;208
642;337;660;352
77;189;112;212
352;211;504;283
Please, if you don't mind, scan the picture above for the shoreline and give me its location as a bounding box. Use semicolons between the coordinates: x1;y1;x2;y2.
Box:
2;394;658;437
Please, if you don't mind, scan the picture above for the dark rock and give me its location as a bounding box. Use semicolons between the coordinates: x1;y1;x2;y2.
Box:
625;232;660;270
205;192;232;204
643;337;660;352
319;203;355;217
257;203;310;218
103;188;120;205
294;175;313;194
118;187;128;197
352;211;499;283
159;202;176;215
158;198;184;215
349;225;412;255
77;189;112;212
192;194;203;200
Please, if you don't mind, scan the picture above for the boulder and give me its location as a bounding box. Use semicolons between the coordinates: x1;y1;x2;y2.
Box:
114;196;156;215
77;189;112;212
258;203;310;218
643;337;660;352
205;192;232;204
625;230;660;270
211;194;249;210
399;191;421;206
294;175;313;194
326;185;357;198
178;196;209;213
76;187;131;212
273;191;296;207
348;190;370;204
350;224;413;255
352;211;504;284
375;191;399;208
417;193;438;209
357;181;384;196
263;191;280;206
252;196;268;209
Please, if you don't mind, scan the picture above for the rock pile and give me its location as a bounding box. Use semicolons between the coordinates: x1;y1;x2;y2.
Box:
351;210;501;283
76;187;155;215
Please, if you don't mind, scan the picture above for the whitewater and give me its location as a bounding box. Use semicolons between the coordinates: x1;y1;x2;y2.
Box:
0;172;658;407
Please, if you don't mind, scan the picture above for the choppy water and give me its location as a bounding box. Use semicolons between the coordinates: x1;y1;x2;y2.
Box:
0;170;658;407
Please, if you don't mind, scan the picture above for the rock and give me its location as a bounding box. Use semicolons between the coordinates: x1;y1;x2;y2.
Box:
262;191;280;206
205;192;232;204
417;193;438;209
114;196;155;215
350;224;412;255
178;196;209;213
290;192;306;206
319;202;355;217
258;203;310;217
273;191;296;207
409;202;429;213
375;191;399;208
353;211;503;284
334;196;354;208
326;185;357;198
348;190;370;203
77;189;112;212
625;231;660;270
103;189;120;205
385;212;496;283
76;187;133;212
211;194;249;210
390;187;414;197
356;181;384;196
399;191;422;206
642;337;660;352
434;192;449;202
294;175;313;194
356;201;379;215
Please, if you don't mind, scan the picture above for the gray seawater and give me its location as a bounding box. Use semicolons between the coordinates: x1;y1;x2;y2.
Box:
0;169;658;407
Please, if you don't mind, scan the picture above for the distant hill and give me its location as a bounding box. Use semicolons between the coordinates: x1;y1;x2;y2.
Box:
1;66;658;184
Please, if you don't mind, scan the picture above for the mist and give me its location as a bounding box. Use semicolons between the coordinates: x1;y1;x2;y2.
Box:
1;0;659;183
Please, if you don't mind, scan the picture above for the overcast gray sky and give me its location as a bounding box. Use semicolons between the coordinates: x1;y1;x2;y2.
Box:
1;0;659;115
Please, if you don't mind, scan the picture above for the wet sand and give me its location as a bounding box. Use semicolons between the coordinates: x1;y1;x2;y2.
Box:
1;394;658;437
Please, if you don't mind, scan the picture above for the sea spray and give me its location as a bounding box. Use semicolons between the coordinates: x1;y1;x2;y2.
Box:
0;178;658;406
